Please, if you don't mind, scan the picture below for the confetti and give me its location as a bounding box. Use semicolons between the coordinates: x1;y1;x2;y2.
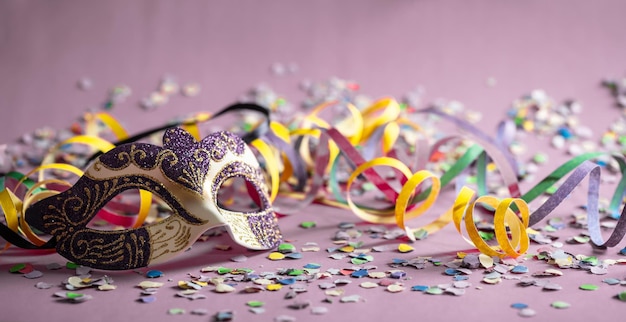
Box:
519;308;537;317
311;306;329;315
35;282;53;289
145;270;163;278
550;301;570;309
579;284;599;291
339;295;361;303
300;221;316;228
386;284;405;293
23;270;43;279
398;243;414;253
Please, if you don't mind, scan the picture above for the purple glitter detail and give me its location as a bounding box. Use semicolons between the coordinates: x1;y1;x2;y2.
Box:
160;129;246;194
248;209;282;248
25;174;205;270
212;161;282;248
98;143;161;170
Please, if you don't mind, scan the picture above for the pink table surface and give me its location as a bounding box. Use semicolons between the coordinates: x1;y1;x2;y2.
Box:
2;1;626;321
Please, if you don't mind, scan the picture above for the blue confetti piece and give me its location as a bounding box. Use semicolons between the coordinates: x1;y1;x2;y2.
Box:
453;275;469;281
139;295;156;303
511;303;528;309
304;263;321;269
390;271;406;279
145;270;163;278
511;265;529;274
411;285;429;292
391;258;407;264
285;253;303;260
351;269;369;278
215;311;234;321
444;268;459;276
279;278;296;285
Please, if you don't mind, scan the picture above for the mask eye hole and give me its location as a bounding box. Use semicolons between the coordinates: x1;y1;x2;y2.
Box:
86;189;172;230
216;176;264;213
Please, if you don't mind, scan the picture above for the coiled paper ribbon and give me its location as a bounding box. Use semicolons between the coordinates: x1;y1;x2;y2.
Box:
2;98;626;260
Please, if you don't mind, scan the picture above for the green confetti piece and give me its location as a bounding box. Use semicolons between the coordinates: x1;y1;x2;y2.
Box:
168;308;185;315
545;186;558;195
287;269;304;276
300;221;316;229
247;301;264;307
66;292;84;299
574;236;590;244
551;301;570;309
425;287;443;295
413;229;428;240
9;263;26;273
579;284;599;291
351;258;368;265
465;176;477;184
66;262;78;269
618;291;626;301
278;243;296;253
533;153;548;164
479;231;494;241
217;267;233;275
581;256;599;266
362;182;375;191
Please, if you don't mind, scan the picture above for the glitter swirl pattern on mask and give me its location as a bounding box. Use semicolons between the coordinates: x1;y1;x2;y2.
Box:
212;161;282;249
25;174;205;270
95;129;246;196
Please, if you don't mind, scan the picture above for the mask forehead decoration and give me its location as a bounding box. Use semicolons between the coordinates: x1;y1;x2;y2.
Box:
25;129;282;270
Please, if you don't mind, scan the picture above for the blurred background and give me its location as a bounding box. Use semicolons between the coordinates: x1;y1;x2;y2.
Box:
1;0;625;144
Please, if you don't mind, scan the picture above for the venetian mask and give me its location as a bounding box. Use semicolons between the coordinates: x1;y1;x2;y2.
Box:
25;128;282;270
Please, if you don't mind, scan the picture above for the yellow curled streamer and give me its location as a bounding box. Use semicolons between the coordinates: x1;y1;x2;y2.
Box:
299;102;364;171
269;122;296;184
133;190;153;228
181;112;212;141
453;187;530;258
0;189;21;250
382;122;400;155
250;139;280;202
360;98;401;142
394;170;442;232
95;112;130;140
39;135;115;182
345;157;412;224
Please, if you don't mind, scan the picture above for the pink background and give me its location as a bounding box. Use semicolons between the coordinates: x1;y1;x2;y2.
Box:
2;0;626;141
2;1;626;322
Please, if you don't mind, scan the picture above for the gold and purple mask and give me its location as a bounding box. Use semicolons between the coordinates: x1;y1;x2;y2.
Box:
25;128;282;270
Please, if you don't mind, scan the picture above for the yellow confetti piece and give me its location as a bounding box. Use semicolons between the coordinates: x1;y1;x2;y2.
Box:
178;281;193;289
325;289;344;297
398;243;414;253
138;281;164;289
368;272;387;279
339;245;355;253
386;284;405;293
360;282;379;289
253;278;272;285
214;283;236;293
266;284;282;291
267;252;285;260
97;284;117;291
478;254;494;268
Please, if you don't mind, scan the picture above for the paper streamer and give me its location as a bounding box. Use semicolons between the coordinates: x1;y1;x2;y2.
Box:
3;98;626;261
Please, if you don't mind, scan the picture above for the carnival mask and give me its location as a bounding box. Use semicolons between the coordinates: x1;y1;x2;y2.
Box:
25;128;282;270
